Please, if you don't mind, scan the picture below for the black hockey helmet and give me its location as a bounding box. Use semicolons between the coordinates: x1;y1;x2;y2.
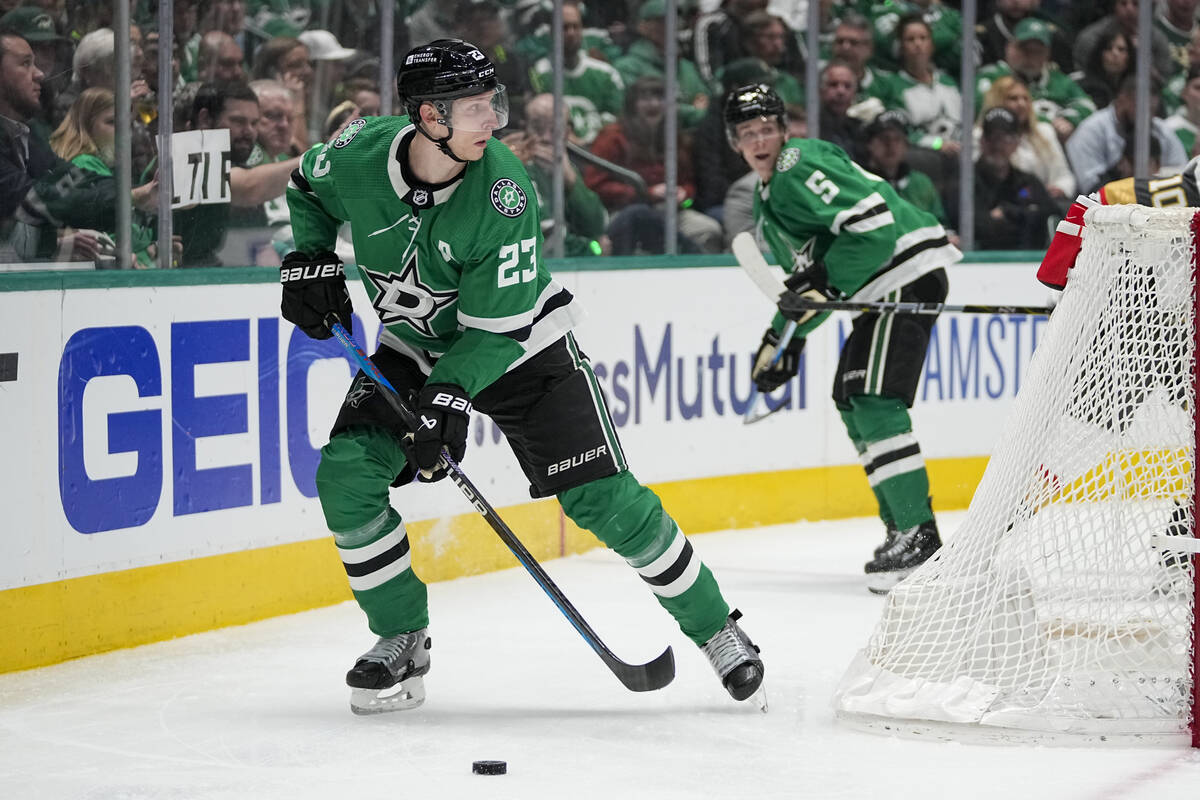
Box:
723;83;786;146
397;38;509;159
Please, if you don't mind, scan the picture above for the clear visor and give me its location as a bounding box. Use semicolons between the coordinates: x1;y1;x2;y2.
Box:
728;116;784;147
445;85;509;133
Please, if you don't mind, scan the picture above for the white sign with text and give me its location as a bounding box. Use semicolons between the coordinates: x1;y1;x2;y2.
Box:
170;129;231;208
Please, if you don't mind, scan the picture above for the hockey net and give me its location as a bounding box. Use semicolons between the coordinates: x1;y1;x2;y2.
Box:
834;204;1199;746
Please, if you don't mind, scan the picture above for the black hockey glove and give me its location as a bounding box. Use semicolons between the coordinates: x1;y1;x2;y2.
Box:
751;327;805;393
412;383;472;482
779;266;841;324
280;250;353;340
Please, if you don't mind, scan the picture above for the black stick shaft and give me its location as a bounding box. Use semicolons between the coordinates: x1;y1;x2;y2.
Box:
779;296;1053;316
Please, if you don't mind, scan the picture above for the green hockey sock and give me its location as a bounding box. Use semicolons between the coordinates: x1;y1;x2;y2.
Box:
559;471;730;645
839;394;932;530
317;427;429;636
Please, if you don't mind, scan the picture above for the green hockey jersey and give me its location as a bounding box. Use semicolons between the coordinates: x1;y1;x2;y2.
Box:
753;138;962;336
287;115;584;396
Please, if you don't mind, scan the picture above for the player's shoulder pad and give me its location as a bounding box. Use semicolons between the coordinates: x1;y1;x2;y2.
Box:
479;139;536;221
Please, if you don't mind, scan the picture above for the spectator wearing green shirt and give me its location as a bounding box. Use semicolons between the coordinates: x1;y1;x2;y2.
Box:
830;11;895;117
737;11;804;107
1166;63;1200;159
530;0;624;145
1163;26;1200;115
977;18;1096;142
867;0;966;76
502;93;609;257
880;14;962;156
613;0;712;129
1155;0;1199;76
47;87;164;267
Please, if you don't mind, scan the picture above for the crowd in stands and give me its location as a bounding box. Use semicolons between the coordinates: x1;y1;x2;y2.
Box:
2;0;1199;268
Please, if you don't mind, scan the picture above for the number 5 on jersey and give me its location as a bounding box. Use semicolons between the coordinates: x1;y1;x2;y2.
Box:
498;238;537;287
805;170;839;204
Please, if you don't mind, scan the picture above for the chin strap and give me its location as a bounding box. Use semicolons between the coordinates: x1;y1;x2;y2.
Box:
415;119;469;164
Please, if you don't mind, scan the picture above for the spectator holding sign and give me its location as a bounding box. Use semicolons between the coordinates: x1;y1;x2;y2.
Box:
173;80;300;267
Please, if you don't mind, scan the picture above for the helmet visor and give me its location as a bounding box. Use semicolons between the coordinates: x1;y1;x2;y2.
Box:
446;85;509;133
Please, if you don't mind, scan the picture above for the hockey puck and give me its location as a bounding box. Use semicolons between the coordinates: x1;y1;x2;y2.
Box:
472;760;507;775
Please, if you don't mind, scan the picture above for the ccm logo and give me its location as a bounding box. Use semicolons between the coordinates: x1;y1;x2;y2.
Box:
432;392;472;414
280;262;342;283
547;445;607;477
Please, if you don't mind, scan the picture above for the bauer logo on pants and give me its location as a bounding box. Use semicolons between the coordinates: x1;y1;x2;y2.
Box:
490;178;527;217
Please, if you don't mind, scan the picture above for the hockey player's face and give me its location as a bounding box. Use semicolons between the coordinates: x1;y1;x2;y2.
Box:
733;118;786;180
439;88;509;158
449;89;509;133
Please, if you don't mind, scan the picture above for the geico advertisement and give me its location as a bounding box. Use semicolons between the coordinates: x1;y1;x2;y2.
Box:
1;262;1048;588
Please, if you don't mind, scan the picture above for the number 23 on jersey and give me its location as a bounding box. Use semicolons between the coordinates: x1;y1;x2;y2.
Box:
498;238;536;287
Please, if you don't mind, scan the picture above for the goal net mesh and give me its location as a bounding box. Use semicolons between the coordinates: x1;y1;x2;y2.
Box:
833;205;1198;743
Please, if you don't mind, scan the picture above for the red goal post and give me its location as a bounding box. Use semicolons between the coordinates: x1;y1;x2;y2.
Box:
834;204;1199;747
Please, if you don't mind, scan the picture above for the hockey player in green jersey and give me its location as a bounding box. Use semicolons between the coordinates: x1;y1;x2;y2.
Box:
724;84;962;594
280;39;764;714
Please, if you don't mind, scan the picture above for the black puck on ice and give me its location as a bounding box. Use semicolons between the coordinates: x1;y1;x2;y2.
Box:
472;760;507;775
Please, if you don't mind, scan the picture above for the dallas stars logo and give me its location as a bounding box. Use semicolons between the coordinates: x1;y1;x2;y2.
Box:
345;376;375;408
490;178;527;217
360;252;456;337
332;118;366;149
790;237;817;273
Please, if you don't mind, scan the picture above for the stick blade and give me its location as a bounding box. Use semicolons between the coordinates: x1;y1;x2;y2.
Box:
731;231;787;304
603;645;675;692
743;402;785;425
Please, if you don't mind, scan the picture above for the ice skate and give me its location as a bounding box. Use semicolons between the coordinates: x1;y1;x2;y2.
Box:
864;519;941;595
346;629;431;715
872;524;899;558
701;610;766;710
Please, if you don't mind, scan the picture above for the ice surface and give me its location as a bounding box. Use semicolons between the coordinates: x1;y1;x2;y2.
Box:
1;514;1197;800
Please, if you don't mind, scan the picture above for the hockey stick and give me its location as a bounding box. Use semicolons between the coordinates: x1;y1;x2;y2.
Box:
730;232;1054;317
742;320;798;425
326;320;675;693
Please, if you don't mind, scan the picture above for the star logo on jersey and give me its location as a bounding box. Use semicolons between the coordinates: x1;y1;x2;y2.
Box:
490;178;527;217
345;376;376;408
360;253;456;337
790;237;817;273
776;147;800;172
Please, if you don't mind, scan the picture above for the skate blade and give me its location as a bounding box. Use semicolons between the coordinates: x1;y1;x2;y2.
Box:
865;567;916;595
750;684;768;713
349;676;426;715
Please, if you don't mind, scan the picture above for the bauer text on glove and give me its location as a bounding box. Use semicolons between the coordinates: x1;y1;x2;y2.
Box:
280;250;353;340
413;383;471;482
